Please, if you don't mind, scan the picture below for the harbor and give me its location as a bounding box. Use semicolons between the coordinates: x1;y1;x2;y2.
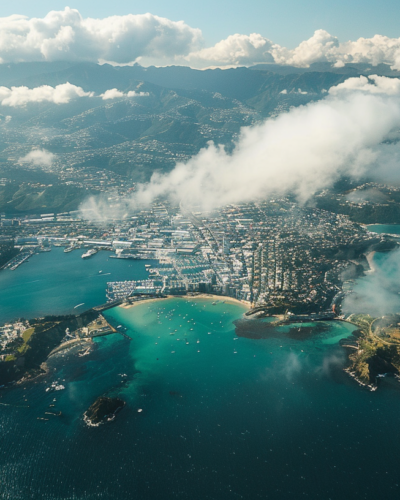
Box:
0;247;157;324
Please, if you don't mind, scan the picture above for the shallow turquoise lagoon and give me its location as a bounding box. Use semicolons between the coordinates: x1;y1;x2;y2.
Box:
1;297;400;500
367;224;400;234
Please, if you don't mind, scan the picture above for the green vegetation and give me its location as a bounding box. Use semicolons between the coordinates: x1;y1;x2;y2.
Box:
0;184;95;214
22;327;34;343
0;310;98;385
347;314;400;385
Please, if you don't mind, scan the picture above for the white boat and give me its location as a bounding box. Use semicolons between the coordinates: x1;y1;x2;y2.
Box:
46;382;65;392
82;249;98;259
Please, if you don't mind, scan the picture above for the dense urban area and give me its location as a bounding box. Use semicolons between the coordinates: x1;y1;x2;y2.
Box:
2;62;400;389
0;196;388;308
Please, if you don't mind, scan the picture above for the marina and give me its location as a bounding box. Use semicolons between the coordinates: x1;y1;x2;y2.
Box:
5;251;34;271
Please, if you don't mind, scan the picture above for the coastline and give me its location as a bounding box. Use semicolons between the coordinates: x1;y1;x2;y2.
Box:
118;294;251;310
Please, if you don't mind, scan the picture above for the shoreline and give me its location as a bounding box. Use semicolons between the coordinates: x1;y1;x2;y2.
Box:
365;251;376;273
365;223;400;226
118;294;251;310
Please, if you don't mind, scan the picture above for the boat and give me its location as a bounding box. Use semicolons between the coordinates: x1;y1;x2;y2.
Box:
46;382;65;392
81;249;98;259
64;247;74;253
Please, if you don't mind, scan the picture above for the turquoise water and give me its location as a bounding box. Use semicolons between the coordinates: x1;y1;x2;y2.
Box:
1;297;400;499
0;247;156;323
367;224;400;234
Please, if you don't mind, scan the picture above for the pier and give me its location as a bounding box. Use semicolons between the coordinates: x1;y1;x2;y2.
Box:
117;331;132;341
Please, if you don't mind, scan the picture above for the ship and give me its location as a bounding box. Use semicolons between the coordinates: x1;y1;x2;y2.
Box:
82;249;98;259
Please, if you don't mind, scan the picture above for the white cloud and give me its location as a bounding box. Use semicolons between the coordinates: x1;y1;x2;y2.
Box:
185;29;400;70
19;149;55;167
270;30;340;68
185;33;274;68
78;77;400;216
0;83;150;106
100;89;149;100
1;10;400;69
342;248;400;316
0;83;92;107
0;8;202;65
329;75;400;95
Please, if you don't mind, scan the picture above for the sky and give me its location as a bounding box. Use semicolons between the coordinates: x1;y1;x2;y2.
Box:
1;4;400;69
2;0;400;48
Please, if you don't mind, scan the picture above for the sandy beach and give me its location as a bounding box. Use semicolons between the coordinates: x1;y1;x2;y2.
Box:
365;251;376;273
119;294;251;310
119;296;172;309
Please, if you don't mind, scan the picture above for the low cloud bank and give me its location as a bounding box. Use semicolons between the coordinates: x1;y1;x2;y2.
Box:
100;89;149;100
261;351;346;383
0;83;92;107
342;249;400;316
19;149;55;167
0;83;149;107
81;75;400;216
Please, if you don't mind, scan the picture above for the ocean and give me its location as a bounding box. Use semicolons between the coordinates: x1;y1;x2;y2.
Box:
0;247;156;323
1;296;400;499
367;224;400;235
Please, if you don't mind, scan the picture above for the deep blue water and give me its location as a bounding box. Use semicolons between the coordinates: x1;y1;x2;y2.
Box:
1;297;400;500
0;247;156;323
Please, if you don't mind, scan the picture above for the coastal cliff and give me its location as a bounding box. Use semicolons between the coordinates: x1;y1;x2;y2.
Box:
0;310;98;385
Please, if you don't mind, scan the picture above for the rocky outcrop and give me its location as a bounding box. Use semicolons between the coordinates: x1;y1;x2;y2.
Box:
84;397;126;426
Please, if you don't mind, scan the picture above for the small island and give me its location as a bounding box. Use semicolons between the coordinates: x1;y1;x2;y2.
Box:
84;396;126;426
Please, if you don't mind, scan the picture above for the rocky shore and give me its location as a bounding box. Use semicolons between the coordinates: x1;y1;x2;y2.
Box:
84;396;126;426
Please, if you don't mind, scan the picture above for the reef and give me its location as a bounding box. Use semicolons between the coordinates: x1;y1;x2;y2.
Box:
234;318;329;340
